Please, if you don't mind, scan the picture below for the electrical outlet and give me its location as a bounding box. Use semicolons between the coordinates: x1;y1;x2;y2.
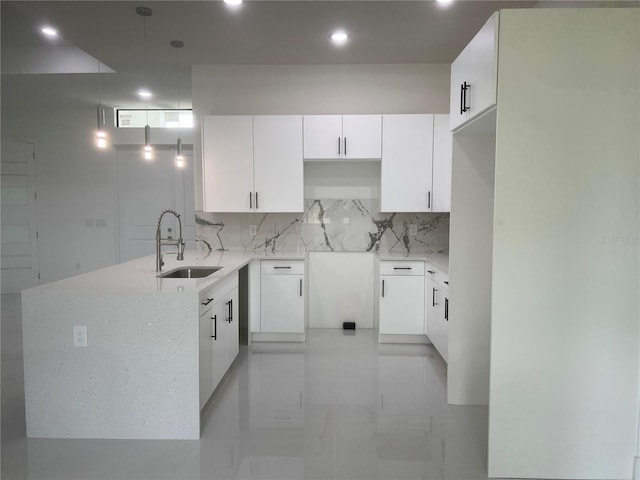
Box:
249;225;257;236
73;326;88;347
409;224;418;236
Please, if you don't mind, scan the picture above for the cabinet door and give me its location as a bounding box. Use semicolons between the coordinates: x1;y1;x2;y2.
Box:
449;43;472;131
425;277;447;362
342;115;382;159
303;115;342;159
260;274;305;333
199;308;214;410
432;114;452;213
202;115;254;212
211;300;227;390
379;275;425;335
253;116;304;212
380;114;434;212
468;13;498;120
224;287;240;366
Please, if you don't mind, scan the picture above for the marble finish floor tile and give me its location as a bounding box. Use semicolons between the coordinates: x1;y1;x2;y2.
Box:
3;294;498;480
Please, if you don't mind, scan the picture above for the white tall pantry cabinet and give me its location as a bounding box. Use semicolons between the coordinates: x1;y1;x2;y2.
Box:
448;9;639;479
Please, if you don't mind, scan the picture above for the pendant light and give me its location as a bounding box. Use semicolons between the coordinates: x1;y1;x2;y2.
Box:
94;12;107;149
171;40;185;169
137;6;153;161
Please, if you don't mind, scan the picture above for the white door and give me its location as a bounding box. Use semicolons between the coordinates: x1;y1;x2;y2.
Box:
432;114;452;213
1;140;40;293
468;13;498;120
379;275;425;335
303;115;342;159
199;307;214;409
380;114;434;212
253;116;304;212
425;276;445;356
342;115;382;159
211;299;227;390
202;115;254;212
117;148;195;263
260;274;304;333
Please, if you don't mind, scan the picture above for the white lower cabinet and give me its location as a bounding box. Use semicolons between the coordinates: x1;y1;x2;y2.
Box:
260;260;305;334
425;267;449;362
199;272;239;411
379;261;425;335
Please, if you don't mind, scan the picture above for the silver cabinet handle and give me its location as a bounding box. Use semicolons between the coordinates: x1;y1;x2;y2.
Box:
432;287;437;307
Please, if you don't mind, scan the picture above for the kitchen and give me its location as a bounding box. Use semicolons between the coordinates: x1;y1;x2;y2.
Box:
2;2;639;480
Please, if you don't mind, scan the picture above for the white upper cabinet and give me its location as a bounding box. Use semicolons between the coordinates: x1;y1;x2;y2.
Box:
432;114;452;212
380;114;434;212
450;12;499;131
253;116;304;212
202;115;304;213
202;115;254;212
303;115;382;160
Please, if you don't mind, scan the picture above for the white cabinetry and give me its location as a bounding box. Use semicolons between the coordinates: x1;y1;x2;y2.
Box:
379;260;425;335
260;260;305;334
202;115;253;212
380;114;451;213
202;115;303;212
380;114;433;212
303;115;382;160
432;114;452;212
450;13;499;131
199;272;239;410
425;266;449;363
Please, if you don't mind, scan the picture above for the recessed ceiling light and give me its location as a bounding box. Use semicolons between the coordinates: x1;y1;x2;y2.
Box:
40;26;58;38
436;0;454;5
331;31;349;46
138;89;153;99
223;0;242;5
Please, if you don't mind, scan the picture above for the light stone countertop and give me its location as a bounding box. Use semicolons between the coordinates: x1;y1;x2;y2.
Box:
376;252;449;273
24;250;306;295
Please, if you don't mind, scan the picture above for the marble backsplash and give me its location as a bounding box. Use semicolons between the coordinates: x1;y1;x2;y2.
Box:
196;200;449;257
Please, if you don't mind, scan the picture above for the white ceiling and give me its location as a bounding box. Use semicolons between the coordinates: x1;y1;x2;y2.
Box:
2;0;635;110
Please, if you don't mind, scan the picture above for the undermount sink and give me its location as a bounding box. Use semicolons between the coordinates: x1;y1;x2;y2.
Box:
158;266;222;279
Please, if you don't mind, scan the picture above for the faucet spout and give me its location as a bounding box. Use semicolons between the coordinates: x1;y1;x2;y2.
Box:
155;209;185;272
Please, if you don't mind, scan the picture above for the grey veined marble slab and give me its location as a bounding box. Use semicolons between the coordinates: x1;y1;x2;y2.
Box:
196;199;449;257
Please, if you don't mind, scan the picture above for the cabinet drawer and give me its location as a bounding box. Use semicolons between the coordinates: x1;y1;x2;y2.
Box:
380;261;424;276
261;260;304;275
425;264;448;287
199;286;216;317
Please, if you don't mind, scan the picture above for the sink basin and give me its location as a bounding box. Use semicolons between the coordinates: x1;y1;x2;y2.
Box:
158;266;222;279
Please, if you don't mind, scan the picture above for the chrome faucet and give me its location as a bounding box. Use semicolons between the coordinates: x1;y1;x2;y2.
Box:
156;209;185;272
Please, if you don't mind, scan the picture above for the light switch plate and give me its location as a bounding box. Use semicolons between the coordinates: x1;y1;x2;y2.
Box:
73;326;87;347
409;224;418;236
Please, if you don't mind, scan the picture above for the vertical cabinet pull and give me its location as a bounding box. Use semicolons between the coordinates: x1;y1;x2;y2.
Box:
227;299;233;323
461;81;470;113
344;137;347;157
249;192;253;209
299;278;303;297
338;137;341;155
445;298;449;321
211;314;217;340
255;192;259;210
382;279;385;298
427;191;431;209
432;287;437;307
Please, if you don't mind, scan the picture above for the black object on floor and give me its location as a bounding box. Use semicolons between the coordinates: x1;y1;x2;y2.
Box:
343;321;356;330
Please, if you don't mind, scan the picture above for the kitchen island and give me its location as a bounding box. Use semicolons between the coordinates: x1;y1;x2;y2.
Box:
21;251;302;440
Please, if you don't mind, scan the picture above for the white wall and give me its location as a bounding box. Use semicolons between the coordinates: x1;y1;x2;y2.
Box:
191;63;451;210
1;105;195;283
